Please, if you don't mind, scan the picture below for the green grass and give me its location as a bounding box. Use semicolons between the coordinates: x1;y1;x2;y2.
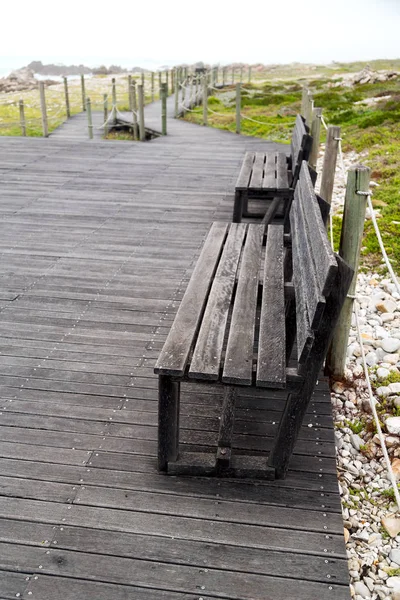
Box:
183;64;400;273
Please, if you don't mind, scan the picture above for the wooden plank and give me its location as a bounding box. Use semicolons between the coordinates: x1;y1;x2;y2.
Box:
154;221;229;376
248;152;265;189
189;223;247;380
235;152;255;189
262;152;277;189
276;152;289;189
0;570;31;598
222;224;263;384
298;162;337;295
257;225;286;387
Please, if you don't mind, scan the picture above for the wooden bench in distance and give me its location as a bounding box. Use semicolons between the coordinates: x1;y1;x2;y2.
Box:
233;114;313;224
155;162;353;479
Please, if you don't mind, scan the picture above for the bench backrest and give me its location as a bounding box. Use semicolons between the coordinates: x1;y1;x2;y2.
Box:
290;115;313;186
289;161;353;375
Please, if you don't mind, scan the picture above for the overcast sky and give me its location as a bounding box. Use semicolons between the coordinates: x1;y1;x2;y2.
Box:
1;0;399;70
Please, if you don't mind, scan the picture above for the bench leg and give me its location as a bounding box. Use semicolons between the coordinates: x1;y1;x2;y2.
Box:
216;386;237;470
158;375;180;472
267;388;310;479
233;190;243;223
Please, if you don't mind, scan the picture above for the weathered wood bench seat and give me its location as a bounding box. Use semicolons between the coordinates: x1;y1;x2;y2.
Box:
155;162;353;479
233;114;313;223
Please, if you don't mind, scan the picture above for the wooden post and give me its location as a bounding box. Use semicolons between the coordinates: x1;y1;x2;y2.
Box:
103;94;108;136
39;81;48;138
182;79;186;112
309;107;322;170
63;76;70;118
248;65;252;83
327;165;371;378
151;72;155;102
141;71;145;89
305;93;313;128
81;74;86;111
232;67;234;85
158;72;162;98
174;73;179;117
112;78;117;109
301;86;309;119
235;83;241;134
86;98;93;139
128;75;132;110
19;100;26;136
137;84;145;141
161;83;167;135
165;70;169;95
130;82;139;140
222;67;226;86
240;66;243;83
202;76;208;126
320;126;341;205
171;69;175;95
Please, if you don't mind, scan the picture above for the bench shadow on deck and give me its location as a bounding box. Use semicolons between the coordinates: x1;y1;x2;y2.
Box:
0;110;349;600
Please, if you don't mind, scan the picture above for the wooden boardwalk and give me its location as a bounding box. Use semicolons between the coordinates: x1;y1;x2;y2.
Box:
0;98;350;599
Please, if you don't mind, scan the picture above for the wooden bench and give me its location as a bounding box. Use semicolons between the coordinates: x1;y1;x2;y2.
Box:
155;162;353;479
233;114;313;224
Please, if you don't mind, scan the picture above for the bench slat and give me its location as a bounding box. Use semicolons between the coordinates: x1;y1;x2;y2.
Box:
298;162;337;295
154;222;229;376
262;152;277;189
256;224;286;388
291;190;326;330
235;152;255;190
189;223;247;380
276;152;289;189
222;224;264;385
249;153;265;189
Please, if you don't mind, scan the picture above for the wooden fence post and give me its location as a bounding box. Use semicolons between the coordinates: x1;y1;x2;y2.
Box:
151;72;155;102
236;83;241;134
174;73;179;117
306;93;313;128
320;126;341;205
161;83;167;135
19;100;26;136
103;94;108;136
309;107;322;170
202;76;208;126
137;84;145;141
240;66;243;83
248;65;252;83
112;78;117;109
63;76;70;118
182;79;186;112
81;74;86;111
301;86;309;119
327;165;371;378
141;71;145;89
86;98;93;139
39;82;48;137
131;82;139;140
128;75;132;110
222;67;226;86
166;71;169;95
171;69;175;95
158;72;162;98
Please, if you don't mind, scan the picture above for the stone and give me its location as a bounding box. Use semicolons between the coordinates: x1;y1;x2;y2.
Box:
361;333;376;346
381;515;400;538
376;299;398;313
389;382;400;394
365;351;378;366
332;381;346;394
382;313;396;323
350;434;364;451
376;386;390;398
384;353;399;365
353;581;371;598
392;458;400;481
344;527;350;543
387;576;400;593
381;338;400;354
377;367;391;380
390;549;400;564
